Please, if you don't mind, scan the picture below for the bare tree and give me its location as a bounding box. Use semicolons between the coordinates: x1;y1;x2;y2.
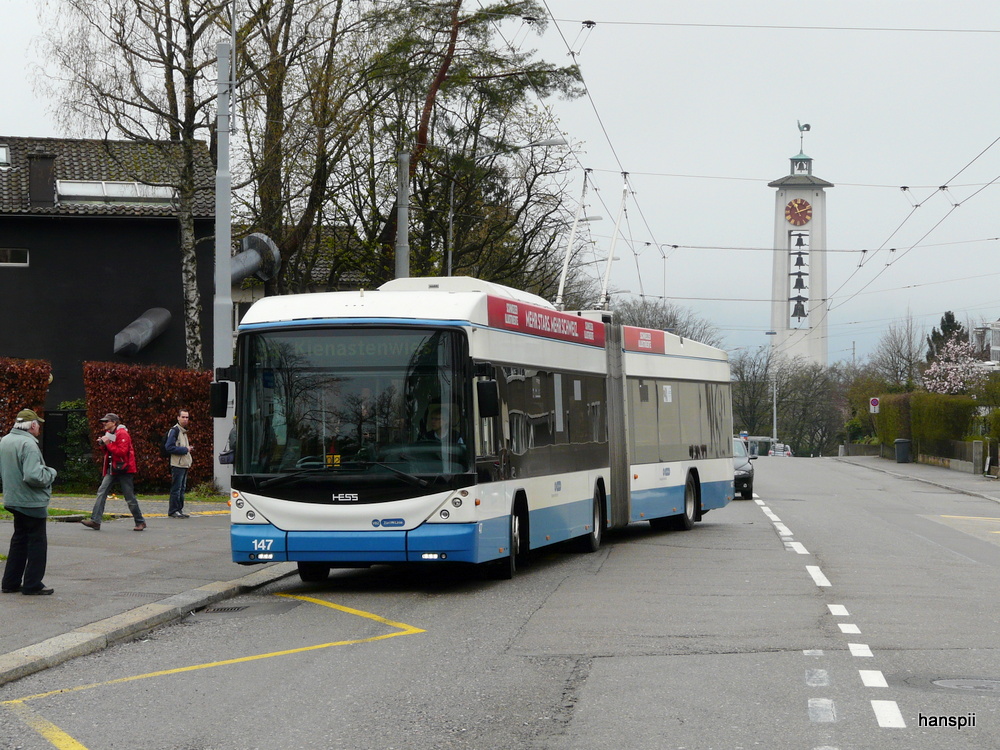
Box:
611;298;724;347
778;361;844;456
868;313;925;389
730;347;775;437
40;0;227;369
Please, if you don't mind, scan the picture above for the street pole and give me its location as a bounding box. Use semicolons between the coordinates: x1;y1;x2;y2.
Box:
446;178;454;277
395;152;410;279
213;42;235;491
772;377;777;443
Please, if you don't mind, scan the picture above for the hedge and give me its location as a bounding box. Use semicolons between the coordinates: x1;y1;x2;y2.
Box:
875;390;980;456
0;357;51;433
82;362;213;490
909;391;978;457
873;392;911;447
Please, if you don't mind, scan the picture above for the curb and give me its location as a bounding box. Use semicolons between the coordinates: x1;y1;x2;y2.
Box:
834;457;1000;505
0;562;296;688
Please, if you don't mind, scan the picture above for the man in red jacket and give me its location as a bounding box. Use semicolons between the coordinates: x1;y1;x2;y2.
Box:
81;413;147;531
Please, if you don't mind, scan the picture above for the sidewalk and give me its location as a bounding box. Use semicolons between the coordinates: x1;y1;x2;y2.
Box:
0;496;294;687
834;454;1000;505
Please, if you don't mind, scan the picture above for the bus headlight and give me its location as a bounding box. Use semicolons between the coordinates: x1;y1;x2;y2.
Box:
439;509;450;519
451;497;462;508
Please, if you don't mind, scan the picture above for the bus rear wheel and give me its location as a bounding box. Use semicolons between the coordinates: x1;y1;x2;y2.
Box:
575;490;604;553
650;474;697;532
297;562;331;583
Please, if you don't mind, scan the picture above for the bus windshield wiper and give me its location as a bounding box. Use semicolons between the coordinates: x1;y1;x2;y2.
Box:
258;467;333;489
354;460;429;488
257;462;429;489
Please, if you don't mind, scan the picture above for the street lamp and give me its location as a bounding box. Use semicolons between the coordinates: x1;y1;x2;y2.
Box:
446;137;567;276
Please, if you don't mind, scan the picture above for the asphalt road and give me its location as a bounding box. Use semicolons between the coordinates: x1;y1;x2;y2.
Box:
3;457;1000;749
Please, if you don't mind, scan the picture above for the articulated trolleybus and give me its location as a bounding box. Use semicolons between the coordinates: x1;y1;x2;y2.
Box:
219;277;733;581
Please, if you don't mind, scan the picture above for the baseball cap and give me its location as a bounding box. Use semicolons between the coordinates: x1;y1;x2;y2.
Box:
16;408;44;423
99;413;120;423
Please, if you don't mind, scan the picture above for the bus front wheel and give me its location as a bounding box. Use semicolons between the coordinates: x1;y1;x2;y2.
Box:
490;504;526;580
297;562;331;583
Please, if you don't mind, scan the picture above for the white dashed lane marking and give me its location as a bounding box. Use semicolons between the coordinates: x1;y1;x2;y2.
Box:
871;700;907;728
762;502;908;733
860;670;889;688
806;565;832;587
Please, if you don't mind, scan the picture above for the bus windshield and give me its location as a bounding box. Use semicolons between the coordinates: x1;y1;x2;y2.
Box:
239;327;471;479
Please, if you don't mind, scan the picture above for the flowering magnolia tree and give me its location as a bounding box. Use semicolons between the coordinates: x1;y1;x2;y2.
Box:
922;338;987;395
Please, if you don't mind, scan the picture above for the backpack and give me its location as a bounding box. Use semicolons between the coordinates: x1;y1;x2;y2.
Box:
160;427;175;459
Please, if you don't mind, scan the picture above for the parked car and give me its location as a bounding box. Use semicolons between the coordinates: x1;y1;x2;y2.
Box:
768;443;793;457
733;437;756;499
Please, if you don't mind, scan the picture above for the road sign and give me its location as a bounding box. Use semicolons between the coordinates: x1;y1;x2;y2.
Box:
869;397;880;414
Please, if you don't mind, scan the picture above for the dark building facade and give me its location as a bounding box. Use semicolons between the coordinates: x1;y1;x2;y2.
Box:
0;137;215;406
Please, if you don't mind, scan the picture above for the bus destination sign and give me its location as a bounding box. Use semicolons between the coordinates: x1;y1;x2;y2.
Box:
623;326;666;354
487;297;605;347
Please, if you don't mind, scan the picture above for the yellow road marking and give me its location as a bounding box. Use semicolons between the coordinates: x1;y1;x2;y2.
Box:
3;594;424;748
276;592;426;633
6;702;88;750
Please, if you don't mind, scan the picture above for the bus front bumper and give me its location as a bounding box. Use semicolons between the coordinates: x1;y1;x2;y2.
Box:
231;522;504;565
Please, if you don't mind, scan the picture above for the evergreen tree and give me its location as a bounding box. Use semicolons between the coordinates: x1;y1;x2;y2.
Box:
926;311;967;363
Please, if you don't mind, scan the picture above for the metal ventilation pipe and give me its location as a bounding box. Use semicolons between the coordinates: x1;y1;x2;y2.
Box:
231;232;281;284
113;307;172;355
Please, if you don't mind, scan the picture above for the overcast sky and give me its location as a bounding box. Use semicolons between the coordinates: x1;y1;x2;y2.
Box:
4;0;999;364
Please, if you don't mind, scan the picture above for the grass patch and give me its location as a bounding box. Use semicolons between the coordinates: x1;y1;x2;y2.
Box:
0;507;87;521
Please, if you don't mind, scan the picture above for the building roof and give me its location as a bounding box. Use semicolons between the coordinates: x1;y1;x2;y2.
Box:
768;174;835;189
0;136;214;217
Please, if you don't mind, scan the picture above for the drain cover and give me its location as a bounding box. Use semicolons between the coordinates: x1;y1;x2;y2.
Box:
933;679;1000;692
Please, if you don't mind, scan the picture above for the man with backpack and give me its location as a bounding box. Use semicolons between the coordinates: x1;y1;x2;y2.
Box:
164;408;193;518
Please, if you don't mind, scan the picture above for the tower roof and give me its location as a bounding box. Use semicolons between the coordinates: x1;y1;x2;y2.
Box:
768;173;834;188
769;149;833;188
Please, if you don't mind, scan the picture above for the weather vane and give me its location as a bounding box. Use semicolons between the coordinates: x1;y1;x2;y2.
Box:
797;121;811;152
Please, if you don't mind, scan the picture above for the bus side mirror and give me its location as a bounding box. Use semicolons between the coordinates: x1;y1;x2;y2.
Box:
476;380;500;419
210;381;229;418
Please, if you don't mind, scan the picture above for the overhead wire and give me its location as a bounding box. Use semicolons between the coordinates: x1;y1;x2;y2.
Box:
478;3;1000;350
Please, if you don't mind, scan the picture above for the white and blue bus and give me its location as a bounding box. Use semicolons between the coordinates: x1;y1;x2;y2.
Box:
216;277;733;581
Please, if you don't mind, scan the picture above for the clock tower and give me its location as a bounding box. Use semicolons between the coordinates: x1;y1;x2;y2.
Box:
767;133;833;366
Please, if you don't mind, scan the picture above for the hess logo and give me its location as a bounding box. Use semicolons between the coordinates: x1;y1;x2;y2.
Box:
332;493;359;502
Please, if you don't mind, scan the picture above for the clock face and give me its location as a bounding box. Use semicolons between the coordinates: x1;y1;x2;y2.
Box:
785;198;812;226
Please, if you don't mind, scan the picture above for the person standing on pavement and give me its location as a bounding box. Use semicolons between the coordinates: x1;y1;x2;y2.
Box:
1;409;58;596
81;413;147;532
165;408;192;518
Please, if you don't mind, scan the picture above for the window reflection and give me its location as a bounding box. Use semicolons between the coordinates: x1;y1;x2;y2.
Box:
240;329;470;476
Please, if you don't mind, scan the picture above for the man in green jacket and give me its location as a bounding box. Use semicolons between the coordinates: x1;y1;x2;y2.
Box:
1;409;58;595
